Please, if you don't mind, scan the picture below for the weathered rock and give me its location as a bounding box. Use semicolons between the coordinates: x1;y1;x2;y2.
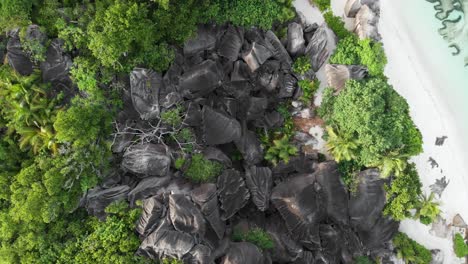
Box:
136;196;167;237
256;61;281;92
287;23;305;56
128;176;171;206
234;130;264;165
271;174;324;250
265;30;292;66
6;29;33;75
358;216;399;251
354;5;381;41
221;81;253;99
40;39;73;86
185;244;213;264
325;64;368;91
349;169;386;231
305;25;336;71
160;92;183;109
345;0;363;18
130;68;163;120
266;218;303;263
217;169;250;220
242;42;273;72
179;60;223;98
231;60;251;81
278;73;297;98
169;194;206;236
241;97;268;121
218;25;244;61
121;144;171;177
139;229;195;259
202;147;232;167
319;224;342;263
245;166;273;211
191;184;225;239
430;249;444;264
202;106;241;145
220;242;265;264
184;24;219;56
85;185;131;220
184;102;203;126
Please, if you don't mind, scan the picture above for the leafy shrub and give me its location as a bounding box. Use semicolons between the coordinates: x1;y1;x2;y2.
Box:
324;11;351;40
292;56;312;75
232;228;275;250
0;0;32;31
454;233;468;258
325;126;358;163
310;0;330;11
185;154;224;183
338;159;361;193
19;26;47;63
161;106;184;127
265;136;298;166
355;256;375;264
414;192;440;225
393;232;432;264
330;36;387;76
161;258;183;264
298;79;319;104
174;158;185;170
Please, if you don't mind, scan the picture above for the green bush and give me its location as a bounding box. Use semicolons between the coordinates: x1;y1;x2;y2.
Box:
161;258;183;264
454;233;468;258
265;136;298;166
324;11;351;40
330;36;387;76
161;106;184;127
414;192;440;225
310;0;330;11
393;232;432;264
355;256;375;264
185;154;224;183
292;56;312;75
298;79;319;104
384;164;422;220
0;0;32;31
232;228;275;250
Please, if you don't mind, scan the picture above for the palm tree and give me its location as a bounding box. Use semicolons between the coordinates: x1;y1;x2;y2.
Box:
414;192;441;225
326;126;358;163
367;151;408;178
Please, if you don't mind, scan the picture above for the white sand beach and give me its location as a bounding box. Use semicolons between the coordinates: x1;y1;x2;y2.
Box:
295;0;468;262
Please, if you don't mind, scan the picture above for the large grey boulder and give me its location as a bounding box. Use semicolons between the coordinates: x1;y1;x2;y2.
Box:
354;5;381;41
217;169;250;220
265;30;292;66
121;144;171;177
220;242;265;264
85;185;131;220
325;64;368;91
202;106;241;145
218;25;244;61
139;229;195;259
179;60;223;98
191;184;225;239
130;68;163;120
287;23;306;56
345;0;363;18
40;39;72;86
278;73;298;98
305;25;336;71
136;196;167;238
245;166;273;211
266;218;303;263
128;176;171;206
242;42;273;72
185;244;213;264
358;216;399;251
184;24;219;56
169;194;206;236
6;29;33;75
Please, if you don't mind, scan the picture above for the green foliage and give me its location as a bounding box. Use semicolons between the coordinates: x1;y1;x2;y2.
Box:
324;11;351;40
393;232;432;264
232;228;275;250
298;79;319;104
320;78;422;168
174;158;186;170
185;154;224;183
355;256;375;264
265;136;298;166
384;164;422;220
19;26;47;63
0;66;61;154
368;151;408;178
338;159;361;193
0;0;32;31
161;106;184;127
325;126;358;163
453;234;468;258
414;192;440;225
161;258;183;264
330;36;387;76
310;0;330;11
54;98;113;148
292;56;312;75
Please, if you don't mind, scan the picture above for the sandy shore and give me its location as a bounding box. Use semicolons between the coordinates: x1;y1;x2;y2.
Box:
295;0;468;262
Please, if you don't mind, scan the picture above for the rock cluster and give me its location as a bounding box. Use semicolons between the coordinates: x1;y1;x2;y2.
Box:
345;0;381;41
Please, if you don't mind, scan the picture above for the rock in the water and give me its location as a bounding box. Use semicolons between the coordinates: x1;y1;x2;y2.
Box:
169;194;206;236
85;185;131;220
136;196;167;237
218;25;244;61
130;68;163;120
128;176;171;206
287;22;305;56
220;242;265;264
245;166;273;211
349;169;386;231
139;229;195;259
179;60;223;98
202;106;241;145
184;24;219;56
217;169;250;220
271;174;324;250
191;184;226;239
6;29;33;75
242;42;273;72
314;162;349;225
121;144;171;177
305;25;336;71
325;64;368;91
